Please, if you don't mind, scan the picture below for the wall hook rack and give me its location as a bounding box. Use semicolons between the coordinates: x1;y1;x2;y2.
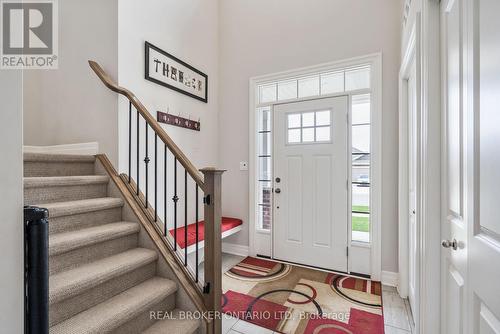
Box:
157;111;201;131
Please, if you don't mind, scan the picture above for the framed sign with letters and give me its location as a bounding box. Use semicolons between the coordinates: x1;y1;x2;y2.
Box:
145;41;208;103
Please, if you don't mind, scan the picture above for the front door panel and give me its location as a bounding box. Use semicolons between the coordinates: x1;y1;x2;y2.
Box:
273;97;348;272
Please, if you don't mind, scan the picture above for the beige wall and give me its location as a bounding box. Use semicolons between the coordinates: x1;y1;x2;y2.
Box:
117;0;220;171
23;0;119;164
0;70;23;332
218;0;402;272
117;0;220;227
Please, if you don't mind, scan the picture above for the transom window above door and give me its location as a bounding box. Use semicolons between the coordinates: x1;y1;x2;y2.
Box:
258;65;370;103
287;110;332;144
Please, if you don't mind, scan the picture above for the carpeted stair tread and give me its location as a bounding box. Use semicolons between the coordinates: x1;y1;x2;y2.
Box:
24;152;96;162
50;248;158;304
38;197;123;218
49;277;177;334
24;175;109;188
142;309;200;334
49;222;140;256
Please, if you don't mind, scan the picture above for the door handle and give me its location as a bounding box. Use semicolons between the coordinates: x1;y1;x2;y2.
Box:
441;239;458;250
275;188;281;194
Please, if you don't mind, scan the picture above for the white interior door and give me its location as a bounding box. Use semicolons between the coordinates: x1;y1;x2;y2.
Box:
407;57;418;319
441;0;500;332
468;0;500;332
273;96;348;272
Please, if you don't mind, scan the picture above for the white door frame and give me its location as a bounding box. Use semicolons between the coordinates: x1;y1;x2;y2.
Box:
398;13;421;322
398;14;422;321
399;2;442;333
248;53;382;280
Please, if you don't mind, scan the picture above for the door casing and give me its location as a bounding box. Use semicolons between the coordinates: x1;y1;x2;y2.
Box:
248;54;383;280
398;14;421;333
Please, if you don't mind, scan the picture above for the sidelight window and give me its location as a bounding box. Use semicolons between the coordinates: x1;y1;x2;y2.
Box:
351;93;371;243
257;107;272;230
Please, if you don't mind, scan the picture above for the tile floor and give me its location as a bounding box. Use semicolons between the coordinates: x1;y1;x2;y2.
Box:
219;253;414;334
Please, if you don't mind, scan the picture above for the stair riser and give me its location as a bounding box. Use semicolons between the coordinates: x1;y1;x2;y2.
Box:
24;161;95;177
49;207;122;234
50;234;138;275
110;295;176;334
50;262;157;327
25;183;108;204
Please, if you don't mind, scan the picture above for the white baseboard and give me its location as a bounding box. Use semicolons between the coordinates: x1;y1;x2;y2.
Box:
222;242;249;257
381;270;399;287
24;142;99;155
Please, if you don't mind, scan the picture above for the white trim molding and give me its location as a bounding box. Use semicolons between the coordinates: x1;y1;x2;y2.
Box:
381;271;399;288
398;13;421;302
419;2;441;333
399;3;442;334
23;142;99;155
222;242;249;257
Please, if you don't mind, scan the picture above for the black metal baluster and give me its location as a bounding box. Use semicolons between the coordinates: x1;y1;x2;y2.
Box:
164;145;167;236
154;134;157;222
136;111;139;195
128;102;132;183
184;169;188;266
195;184;199;282
173;158;178;251
144;123;149;208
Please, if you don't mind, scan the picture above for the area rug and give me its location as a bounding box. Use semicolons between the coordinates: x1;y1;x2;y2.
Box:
222;257;385;333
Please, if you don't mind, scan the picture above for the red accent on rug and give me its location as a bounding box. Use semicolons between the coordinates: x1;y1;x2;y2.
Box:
168;217;242;249
222;290;289;330
303;309;384;334
230;256;279;278
325;274;382;296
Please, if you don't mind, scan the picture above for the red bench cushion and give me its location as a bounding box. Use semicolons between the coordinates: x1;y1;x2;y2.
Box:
169;217;243;249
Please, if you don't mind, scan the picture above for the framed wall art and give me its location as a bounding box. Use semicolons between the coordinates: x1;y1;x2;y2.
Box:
145;41;208;103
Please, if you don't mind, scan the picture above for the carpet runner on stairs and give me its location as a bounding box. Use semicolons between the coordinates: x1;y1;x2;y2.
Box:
24;153;200;334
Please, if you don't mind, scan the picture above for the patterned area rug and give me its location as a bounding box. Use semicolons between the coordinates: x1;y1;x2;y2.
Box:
222;257;385;334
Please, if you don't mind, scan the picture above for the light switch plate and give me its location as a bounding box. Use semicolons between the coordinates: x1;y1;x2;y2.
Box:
239;161;249;171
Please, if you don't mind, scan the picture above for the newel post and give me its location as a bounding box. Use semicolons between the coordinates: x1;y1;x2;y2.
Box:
200;168;225;334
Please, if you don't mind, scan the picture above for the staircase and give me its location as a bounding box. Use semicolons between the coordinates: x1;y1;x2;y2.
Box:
24;152;201;334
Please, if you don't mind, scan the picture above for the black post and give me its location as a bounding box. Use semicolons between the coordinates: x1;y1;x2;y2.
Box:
195;184;199;282
128;101;132;183
24;206;49;334
164;145;167;236
184;169;188;266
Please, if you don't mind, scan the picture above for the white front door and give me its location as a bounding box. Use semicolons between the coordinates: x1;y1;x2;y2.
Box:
441;0;500;332
273;96;348;272
407;57;418;319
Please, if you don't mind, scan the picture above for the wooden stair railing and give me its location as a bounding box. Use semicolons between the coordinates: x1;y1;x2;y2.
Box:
89;60;223;333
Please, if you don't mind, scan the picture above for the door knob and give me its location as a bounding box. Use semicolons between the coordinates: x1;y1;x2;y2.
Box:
441;239;458;250
275;188;281;194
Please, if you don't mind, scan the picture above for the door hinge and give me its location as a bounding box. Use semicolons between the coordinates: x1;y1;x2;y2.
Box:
346;246;349;257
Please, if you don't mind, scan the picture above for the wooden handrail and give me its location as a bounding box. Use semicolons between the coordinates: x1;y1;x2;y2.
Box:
88;60;205;189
